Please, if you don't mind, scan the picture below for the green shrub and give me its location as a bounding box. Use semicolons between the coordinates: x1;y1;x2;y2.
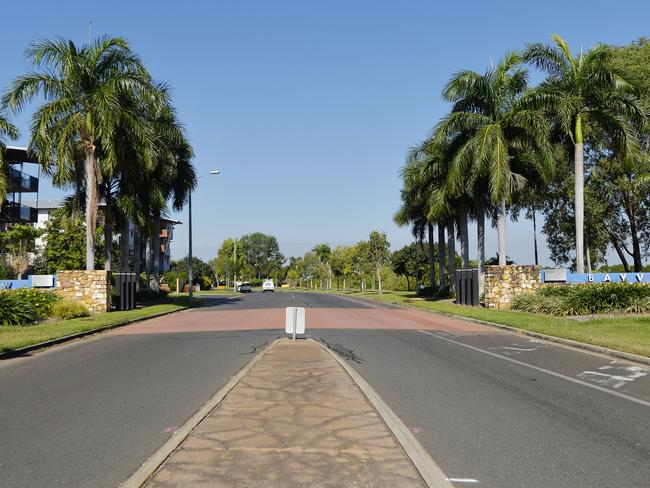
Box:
136;288;169;303
512;283;650;316
51;300;90;320
0;288;59;325
0;291;39;326
10;288;60;318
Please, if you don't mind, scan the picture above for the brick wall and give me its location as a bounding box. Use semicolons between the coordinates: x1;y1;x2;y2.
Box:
484;265;541;309
55;270;111;313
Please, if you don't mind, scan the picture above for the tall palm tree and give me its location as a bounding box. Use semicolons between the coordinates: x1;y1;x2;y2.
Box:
435;51;552;266
3;36;162;270
523;34;645;273
0;112;19;202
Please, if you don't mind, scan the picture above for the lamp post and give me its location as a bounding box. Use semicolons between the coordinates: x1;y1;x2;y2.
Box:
189;170;220;301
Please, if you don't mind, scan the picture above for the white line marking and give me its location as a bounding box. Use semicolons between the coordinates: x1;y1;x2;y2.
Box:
448;478;480;483
577;362;648;388
418;330;650;408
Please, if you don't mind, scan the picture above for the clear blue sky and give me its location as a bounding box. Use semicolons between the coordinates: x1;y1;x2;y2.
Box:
2;1;647;264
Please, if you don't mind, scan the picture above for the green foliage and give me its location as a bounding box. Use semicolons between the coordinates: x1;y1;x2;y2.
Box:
51;300;90;320
170;256;213;285
239;232;285;279
42;209;105;272
0;289;60;324
512;283;650;315
0;291;38;326
0;255;16;279
136;288;170;303
391;242;430;290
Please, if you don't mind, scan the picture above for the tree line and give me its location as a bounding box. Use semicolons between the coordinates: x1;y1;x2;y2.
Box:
396;35;650;295
0;36;195;290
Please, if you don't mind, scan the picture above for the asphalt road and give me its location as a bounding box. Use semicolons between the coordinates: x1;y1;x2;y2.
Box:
1;291;649;487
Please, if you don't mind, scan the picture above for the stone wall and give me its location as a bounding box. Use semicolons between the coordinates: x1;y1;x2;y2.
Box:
55;270;111;313
484;265;541;309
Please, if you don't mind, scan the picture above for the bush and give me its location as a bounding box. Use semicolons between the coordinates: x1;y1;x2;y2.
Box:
0;291;39;326
51;300;91;320
512;283;650;316
136;288;169;303
12;288;60;318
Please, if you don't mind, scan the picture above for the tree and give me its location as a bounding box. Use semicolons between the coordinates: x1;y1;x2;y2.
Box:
3;36;163;271
0;224;41;277
170;256;214;287
41;209;105;273
523;34;646;272
0;111;19;201
391;242;429;291
240;232;284;279
435;51;552;267
366;231;390;294
313;243;332;288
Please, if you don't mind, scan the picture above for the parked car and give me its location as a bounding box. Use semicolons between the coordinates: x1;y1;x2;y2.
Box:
262;279;275;293
237;282;252;293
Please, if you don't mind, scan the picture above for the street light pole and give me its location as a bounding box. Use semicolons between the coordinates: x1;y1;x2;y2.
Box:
188;170;220;302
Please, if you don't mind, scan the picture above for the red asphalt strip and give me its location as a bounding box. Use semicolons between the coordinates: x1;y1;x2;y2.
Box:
111;307;495;335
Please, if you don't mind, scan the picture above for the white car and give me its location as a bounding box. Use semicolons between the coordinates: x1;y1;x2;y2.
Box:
262;279;275;293
237;282;252;293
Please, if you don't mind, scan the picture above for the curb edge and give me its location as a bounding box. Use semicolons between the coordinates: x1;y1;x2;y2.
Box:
316;338;454;488
120;338;280;488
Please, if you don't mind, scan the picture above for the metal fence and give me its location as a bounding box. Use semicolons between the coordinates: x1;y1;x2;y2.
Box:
455;268;479;306
113;272;137;310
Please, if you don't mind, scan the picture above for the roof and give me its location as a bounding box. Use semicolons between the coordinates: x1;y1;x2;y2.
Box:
4;146;41;164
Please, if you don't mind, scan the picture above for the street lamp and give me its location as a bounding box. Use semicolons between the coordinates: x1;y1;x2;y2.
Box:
189;170;220;301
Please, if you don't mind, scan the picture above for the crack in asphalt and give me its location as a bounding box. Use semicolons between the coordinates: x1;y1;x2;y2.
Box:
319;338;364;364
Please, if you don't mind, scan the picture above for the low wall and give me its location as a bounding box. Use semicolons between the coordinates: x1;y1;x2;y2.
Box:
484;265;541;309
55;270;111;313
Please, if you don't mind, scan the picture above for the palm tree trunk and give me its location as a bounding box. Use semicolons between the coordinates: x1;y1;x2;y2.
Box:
152;214;161;292
103;197;112;272
145;235;152;289
438;224;446;290
447;219;456;293
427;223;436;289
532;205;539;266
458;204;469;267
120;218;130;273
574;118;585;273
133;227;142;291
477;202;485;295
498;199;507;266
84;151;98;271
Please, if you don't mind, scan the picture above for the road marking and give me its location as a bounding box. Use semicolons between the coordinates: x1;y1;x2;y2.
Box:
448;478;480;484
418;330;650;408
577;362;648;389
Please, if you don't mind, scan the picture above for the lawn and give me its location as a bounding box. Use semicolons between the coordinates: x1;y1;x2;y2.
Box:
0;301;189;354
288;288;650;358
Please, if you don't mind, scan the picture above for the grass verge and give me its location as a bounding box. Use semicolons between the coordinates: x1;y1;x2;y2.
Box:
0;300;190;354
289;288;650;358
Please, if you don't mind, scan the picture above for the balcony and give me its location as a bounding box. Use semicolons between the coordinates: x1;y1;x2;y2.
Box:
8;168;39;193
1;202;38;223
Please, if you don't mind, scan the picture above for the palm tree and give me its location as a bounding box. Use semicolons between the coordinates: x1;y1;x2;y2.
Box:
435;51;552;266
523;34;645;273
3;36;161;270
0;112;19;202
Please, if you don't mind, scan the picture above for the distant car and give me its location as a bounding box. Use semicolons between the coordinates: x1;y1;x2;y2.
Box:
262;279;275;293
237;282;252;293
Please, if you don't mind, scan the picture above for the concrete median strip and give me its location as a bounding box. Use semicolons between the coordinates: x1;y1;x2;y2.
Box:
122;338;452;488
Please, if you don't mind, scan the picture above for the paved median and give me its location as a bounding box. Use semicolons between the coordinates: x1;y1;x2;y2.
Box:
142;339;429;487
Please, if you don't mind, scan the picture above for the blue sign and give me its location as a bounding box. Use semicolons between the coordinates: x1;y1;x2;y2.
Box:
567;272;649;284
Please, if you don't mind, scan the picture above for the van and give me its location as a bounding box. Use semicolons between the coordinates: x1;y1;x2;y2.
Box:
262;279;275;293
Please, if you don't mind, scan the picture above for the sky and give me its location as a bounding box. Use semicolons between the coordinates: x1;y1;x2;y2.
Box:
1;0;648;265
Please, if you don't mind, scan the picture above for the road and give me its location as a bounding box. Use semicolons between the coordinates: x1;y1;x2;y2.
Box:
1;291;648;487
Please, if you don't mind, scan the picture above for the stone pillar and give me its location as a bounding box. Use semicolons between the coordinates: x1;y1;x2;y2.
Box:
484;265;541;309
55;270;112;313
